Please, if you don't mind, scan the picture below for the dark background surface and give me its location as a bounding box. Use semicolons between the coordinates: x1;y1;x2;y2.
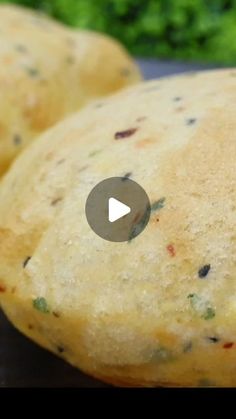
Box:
0;59;220;388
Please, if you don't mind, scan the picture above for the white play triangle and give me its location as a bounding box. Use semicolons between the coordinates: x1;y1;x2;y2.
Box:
108;197;131;223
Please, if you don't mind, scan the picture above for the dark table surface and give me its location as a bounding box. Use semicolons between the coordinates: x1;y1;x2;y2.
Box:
0;59;221;388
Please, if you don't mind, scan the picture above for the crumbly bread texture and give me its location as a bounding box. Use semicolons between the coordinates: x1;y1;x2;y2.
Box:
0;4;141;175
0;69;236;387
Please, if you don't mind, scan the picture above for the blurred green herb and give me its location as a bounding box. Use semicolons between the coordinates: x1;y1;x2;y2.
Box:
3;0;236;65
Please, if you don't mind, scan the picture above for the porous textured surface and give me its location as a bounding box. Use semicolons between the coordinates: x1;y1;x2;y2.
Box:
0;4;141;174
0;69;236;387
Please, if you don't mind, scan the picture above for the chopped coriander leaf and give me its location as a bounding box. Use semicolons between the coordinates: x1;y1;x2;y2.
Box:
114;128;138;140
203;307;215;320
89;149;102;158
187;293;201;308
151;197;165;212
33;297;50;313
26;67;40;78
188;293;215;320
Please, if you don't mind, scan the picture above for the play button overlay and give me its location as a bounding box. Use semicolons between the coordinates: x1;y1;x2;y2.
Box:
85;177;151;242
108;198;131;223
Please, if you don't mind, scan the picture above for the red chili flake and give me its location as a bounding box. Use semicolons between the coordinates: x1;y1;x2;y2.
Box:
0;285;6;293
114;128;138;140
223;342;234;349
167;244;176;257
